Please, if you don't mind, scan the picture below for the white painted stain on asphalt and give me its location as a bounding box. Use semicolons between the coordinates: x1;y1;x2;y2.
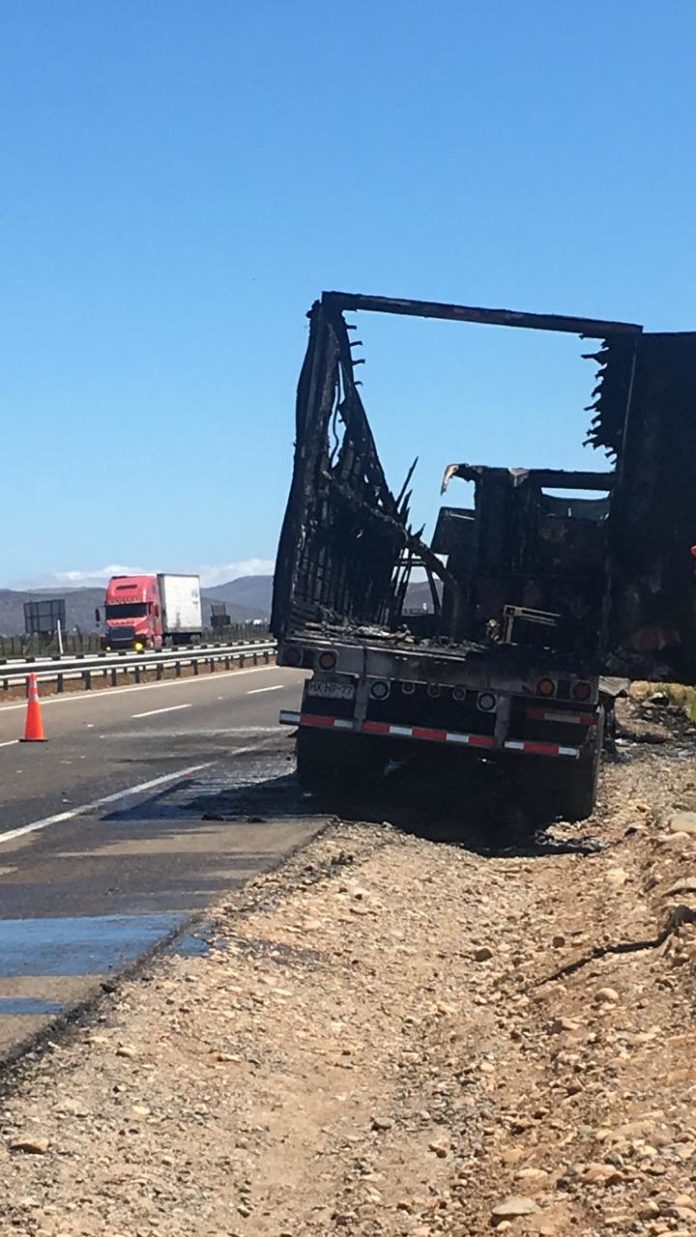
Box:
0;740;19;749
246;684;285;695
0;763;213;847
132;703;193;719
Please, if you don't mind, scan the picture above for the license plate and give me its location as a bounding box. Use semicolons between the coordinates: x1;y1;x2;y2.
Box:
306;677;355;700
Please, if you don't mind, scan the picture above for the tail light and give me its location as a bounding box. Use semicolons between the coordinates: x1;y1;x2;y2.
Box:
370;680;390;700
536;677;555;698
452;685;467;702
573;681;591;701
318;650;337;671
427;684;441;698
477;691;497;712
282;645;303;667
401;681;416;695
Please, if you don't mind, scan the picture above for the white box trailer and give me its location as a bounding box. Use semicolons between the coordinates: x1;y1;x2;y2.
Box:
157;573;203;644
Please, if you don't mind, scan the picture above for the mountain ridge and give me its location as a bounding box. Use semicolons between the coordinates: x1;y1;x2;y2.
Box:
0;575;273;636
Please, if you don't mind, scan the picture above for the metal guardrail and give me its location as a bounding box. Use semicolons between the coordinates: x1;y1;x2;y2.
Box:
1;641;277;693
0;639;271;670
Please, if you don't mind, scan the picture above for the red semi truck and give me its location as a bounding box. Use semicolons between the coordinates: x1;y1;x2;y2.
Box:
97;573;203;651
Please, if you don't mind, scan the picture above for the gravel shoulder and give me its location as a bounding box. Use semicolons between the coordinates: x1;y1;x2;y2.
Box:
1;703;696;1237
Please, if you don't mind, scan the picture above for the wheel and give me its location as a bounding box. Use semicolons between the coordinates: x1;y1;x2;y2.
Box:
540;709;605;822
296;729;333;793
513;709;605;823
556;707;605;821
296;728;386;796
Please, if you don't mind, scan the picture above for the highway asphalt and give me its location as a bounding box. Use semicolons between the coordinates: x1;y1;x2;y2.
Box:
0;664;315;1057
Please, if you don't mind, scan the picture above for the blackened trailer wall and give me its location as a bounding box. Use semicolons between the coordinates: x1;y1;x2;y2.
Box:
273;292;696;684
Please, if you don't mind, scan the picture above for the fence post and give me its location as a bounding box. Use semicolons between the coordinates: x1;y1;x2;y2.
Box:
83;669;92;690
175;660;181;678
57;673;64;693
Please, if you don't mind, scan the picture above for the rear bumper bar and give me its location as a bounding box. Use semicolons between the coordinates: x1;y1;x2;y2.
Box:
279;710;580;759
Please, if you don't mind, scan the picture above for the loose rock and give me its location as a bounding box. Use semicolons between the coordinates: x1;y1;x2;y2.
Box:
9;1137;49;1155
491;1196;539;1220
669;811;696;835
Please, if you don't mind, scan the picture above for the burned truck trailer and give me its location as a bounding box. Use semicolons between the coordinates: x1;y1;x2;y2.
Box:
272;292;696;819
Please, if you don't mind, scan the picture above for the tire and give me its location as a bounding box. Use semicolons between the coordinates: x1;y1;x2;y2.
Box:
514;709;605;823
296;728;386;796
560;707;605;821
542;708;605;822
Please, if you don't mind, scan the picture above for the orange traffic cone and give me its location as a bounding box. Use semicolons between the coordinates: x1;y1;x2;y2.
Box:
20;673;47;742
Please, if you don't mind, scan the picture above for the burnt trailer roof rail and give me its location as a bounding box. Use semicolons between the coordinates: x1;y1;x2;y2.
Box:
441;464;616;493
320;291;644;340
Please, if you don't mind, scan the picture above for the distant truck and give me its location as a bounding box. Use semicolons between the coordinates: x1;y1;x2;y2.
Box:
97;573;203;651
272;291;696;821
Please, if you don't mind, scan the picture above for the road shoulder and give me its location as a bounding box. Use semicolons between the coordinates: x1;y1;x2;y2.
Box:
1;726;695;1235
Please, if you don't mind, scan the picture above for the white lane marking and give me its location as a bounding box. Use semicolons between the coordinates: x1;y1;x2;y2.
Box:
132;703;193;719
0;739;19;748
0;666;298;714
0;762;213;847
246;684;285;695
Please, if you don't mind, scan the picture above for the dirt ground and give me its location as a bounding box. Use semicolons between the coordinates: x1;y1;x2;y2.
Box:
1;700;695;1237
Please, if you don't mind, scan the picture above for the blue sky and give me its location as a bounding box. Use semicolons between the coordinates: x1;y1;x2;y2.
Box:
2;0;695;587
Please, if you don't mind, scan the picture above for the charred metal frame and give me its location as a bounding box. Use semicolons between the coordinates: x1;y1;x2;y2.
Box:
272;296;460;637
320;292;641;338
272;292;696;683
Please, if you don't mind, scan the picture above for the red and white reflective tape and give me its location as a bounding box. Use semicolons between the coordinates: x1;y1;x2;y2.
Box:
365;717;494;742
526;707;597;726
279;710;353;731
504;739;579;759
363;719;495;747
280;711;580;758
279;710;495;748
